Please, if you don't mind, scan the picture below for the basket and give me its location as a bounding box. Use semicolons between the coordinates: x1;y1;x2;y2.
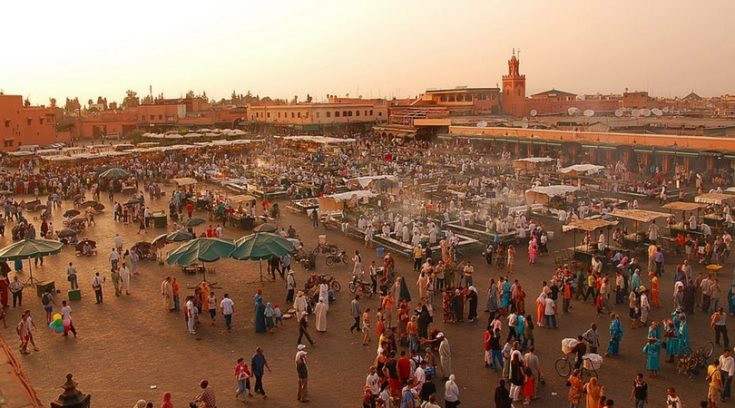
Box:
561;338;579;355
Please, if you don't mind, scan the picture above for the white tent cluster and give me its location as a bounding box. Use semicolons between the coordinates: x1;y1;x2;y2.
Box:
142;128;247;139
278;135;356;144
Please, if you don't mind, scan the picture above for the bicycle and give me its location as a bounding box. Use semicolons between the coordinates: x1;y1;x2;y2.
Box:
555;355;598;382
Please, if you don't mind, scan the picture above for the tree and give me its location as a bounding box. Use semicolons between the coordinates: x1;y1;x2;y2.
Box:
49;98;57;108
122;90;139;108
186;90;195;98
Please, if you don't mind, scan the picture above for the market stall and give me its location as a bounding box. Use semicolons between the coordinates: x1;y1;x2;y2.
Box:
662;201;708;237
563;218;618;263
609;209;671;250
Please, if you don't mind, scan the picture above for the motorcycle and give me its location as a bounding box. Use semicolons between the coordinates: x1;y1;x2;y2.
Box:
305;273;341;293
325;250;348;266
312;242;339;255
348;274;374;297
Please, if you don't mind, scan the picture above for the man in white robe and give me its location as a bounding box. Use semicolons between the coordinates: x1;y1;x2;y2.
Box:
314;299;327;332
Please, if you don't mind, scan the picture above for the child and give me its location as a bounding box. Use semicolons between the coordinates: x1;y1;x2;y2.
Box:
522;367;535;405
264;302;275;332
274;304;283;326
234;357;253;400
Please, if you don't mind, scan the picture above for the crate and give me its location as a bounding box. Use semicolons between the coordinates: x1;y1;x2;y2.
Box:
67;289;82;301
36;280;55;297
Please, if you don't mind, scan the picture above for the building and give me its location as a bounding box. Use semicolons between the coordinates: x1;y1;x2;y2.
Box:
622;91;652;109
0;95;67;151
247;101;388;131
500;52;621;117
417;87;501;115
447;125;735;174
501;51;527;116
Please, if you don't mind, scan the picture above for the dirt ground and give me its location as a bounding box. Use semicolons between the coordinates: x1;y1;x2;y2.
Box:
2;188;726;407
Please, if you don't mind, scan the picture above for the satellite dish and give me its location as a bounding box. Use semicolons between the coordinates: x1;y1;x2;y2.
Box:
567;107;576;116
530;109;538;117
662;107;670;113
583;109;595;117
614;109;624;117
476;121;488;128
521;122;529;129
652;108;663;116
522;117;529;122
641;109;652;117
631;109;641;117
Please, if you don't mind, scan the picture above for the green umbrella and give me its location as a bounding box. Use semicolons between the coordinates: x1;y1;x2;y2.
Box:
0;239;64;285
166;238;235;266
184;218;205;228
165;229;194;242
231;232;294;260
98;168;129;179
232;233;294;283
253;222;278;233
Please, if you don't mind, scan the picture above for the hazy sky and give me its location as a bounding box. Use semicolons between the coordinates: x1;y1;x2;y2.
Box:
3;0;734;105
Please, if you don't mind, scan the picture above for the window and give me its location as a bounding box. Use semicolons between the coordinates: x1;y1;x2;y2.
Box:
356;110;360;117
369;110;373;115
517;89;520;96
449;96;456;102
158;115;163;120
335;112;340;117
291;112;295;118
27;118;32;125
326;112;331;118
305;112;309;118
150;115;155;120
278;112;281;118
267;112;270;118
297;112;301;118
39;118;44;124
364;110;368;116
378;112;382;116
316;112;320;118
3;140;13;147
4;120;9;128
440;95;447;102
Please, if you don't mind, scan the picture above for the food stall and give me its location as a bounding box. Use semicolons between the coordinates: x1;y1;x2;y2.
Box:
563;218;618;263
609;209;671;250
662;201;708;237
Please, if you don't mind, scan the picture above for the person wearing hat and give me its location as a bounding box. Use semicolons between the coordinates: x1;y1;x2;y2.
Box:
297;311;315;346
295;345;309;402
294;290;308;317
643;336;661;377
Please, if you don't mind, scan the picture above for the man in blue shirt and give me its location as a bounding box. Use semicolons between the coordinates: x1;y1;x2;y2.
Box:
251;347;271;399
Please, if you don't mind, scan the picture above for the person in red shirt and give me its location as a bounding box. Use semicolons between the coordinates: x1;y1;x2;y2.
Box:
397;350;412;386
206;225;214;238
186;202;194;219
483;326;493;367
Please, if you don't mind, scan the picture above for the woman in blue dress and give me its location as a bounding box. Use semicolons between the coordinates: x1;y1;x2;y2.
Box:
606;313;623;357
664;319;680;363
642;337;661;377
254;297;266;333
500;278;511;310
677;313;689;355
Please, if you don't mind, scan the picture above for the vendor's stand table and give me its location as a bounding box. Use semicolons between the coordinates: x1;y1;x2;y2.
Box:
152;211;167;228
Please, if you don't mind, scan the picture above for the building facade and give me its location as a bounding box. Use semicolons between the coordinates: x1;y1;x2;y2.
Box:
247;102;388;128
0;95;66;151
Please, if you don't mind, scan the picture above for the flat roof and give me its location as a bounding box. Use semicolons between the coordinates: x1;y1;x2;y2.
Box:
425;87;500;94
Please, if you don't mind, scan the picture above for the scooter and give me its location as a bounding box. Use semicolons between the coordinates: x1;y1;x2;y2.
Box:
348;274;374;297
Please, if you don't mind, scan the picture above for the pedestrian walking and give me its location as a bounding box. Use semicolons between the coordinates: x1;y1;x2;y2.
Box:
251;347;271;399
719;349;734;401
296;344;309;402
297;311;315;346
631;373;648;408
234;357;253;400
67;262;78;290
712;307;730;349
92;272;105;304
60;300;77;337
9;276;23;307
350;295;362;333
220;293;234;330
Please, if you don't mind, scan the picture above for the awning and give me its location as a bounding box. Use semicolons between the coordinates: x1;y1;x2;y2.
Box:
694;193;735;205
171;177;198;187
662;202;708;211
610;209;672;223
564;218;618;232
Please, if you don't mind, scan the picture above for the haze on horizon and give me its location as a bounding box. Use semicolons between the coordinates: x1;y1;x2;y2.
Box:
3;0;734;105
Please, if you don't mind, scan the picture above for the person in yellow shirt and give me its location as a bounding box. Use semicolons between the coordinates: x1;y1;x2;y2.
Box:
708;360;723;407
